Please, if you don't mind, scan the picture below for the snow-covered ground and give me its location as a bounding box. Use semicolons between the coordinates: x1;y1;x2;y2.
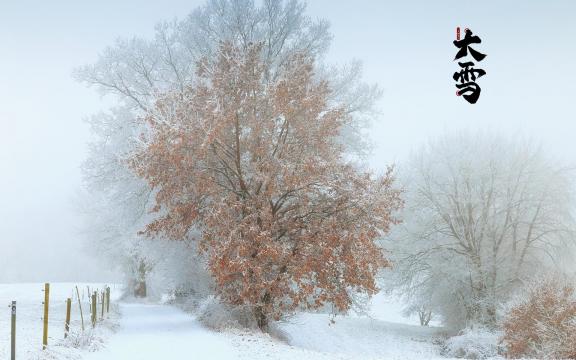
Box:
80;301;446;360
83;303;238;360
1;284;448;359
0;283;119;360
277;314;442;359
80;292;448;360
227;293;447;360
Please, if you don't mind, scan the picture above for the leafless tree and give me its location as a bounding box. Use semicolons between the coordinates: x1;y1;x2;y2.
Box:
383;133;576;329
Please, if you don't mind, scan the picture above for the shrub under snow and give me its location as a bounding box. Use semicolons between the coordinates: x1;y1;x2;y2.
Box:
502;278;576;359
196;296;258;331
443;326;502;359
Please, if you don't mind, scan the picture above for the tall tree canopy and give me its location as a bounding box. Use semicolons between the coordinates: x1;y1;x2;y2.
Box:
131;43;402;329
79;0;381;298
76;0;379;298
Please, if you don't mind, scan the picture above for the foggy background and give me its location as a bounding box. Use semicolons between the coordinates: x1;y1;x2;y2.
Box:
0;0;574;282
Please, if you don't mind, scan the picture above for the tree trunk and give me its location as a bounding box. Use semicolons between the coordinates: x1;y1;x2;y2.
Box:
254;305;269;331
134;280;147;298
133;260;148;298
472;280;497;328
468;254;498;328
419;309;432;326
254;292;271;331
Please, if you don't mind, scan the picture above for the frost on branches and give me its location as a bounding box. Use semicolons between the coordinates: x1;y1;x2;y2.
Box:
78;0;381;301
502;277;576;359
131;43;402;329
383;134;576;330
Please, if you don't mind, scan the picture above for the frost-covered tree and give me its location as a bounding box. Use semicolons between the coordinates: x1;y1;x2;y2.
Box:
76;0;378;155
81;107;213;298
80;107;150;296
130;43;402;330
383;133;576;329
78;0;380;299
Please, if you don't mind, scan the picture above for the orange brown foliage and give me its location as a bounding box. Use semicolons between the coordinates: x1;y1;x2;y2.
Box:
131;43;403;329
502;278;576;359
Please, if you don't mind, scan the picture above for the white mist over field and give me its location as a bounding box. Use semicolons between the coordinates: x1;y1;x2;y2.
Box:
0;1;203;282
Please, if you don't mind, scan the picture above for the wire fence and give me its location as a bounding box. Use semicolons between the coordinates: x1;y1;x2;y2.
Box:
3;283;114;360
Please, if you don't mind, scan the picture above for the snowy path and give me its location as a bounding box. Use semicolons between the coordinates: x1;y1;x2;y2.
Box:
81;300;444;360
83;303;239;360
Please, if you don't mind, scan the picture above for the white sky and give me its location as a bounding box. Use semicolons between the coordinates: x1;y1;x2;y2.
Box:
0;0;575;282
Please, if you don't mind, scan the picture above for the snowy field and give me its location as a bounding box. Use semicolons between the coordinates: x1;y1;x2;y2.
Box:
225;293;447;360
83;292;450;360
80;300;447;360
0;283;120;360
1;284;452;360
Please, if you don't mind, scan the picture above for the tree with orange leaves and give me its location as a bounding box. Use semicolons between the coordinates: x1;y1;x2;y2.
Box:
131;43;402;330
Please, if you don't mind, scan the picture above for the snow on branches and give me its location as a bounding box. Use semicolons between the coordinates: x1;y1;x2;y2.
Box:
383;133;576;330
502;277;576;359
131;43;402;329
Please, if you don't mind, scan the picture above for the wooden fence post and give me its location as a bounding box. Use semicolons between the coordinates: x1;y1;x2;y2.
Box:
106;287;111;314
11;301;16;360
91;292;97;327
101;291;105;319
64;298;71;338
42;283;50;350
75;286;85;331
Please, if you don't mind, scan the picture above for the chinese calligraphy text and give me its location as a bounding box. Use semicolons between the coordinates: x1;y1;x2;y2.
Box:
454;28;486;104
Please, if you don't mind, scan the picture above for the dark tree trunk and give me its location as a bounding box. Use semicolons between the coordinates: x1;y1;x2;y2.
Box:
254;306;269;331
254;292;271;331
133;260;148;298
134;280;147;298
419;309;432;326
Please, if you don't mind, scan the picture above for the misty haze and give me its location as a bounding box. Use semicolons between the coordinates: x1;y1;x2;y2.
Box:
0;1;575;359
